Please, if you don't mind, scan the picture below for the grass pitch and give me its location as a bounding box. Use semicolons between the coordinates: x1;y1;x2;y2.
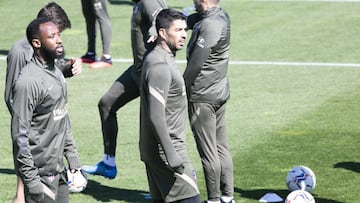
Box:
1;0;360;202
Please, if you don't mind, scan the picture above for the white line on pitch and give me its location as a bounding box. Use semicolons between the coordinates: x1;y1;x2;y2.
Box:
1;56;360;67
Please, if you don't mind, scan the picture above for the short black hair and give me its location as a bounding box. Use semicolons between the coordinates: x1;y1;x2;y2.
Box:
26;17;52;45
37;2;71;31
155;9;186;33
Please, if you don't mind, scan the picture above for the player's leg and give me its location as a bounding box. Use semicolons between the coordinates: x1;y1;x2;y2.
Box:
189;102;221;202
12;176;25;203
56;172;70;203
82;66;140;178
88;0;112;68
80;0;97;63
215;103;234;203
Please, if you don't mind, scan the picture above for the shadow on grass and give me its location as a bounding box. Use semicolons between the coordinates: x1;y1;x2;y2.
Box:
234;187;344;203
0;168;15;175
108;0;133;6
334;161;360;173
0;49;9;55
82;179;151;202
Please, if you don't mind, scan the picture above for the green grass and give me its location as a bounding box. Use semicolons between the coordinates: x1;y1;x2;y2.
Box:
1;0;360;202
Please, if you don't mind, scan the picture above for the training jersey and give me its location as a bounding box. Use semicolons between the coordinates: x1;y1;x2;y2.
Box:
184;6;231;105
5;36;74;112
131;0;167;69
11;56;80;188
140;45;189;170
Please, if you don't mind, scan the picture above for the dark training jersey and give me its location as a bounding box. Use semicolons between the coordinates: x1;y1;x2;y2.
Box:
11;56;80;188
140;45;189;170
131;0;167;70
184;6;231;105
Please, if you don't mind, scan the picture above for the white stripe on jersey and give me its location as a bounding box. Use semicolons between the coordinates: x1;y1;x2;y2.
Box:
149;86;165;106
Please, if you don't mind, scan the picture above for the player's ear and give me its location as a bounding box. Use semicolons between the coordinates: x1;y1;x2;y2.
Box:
31;39;41;48
158;28;167;40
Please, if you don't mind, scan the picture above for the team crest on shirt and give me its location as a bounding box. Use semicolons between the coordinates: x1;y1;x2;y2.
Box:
196;36;205;48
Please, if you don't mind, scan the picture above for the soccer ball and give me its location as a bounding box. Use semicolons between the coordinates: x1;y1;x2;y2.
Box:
285;190;315;203
286;166;316;192
67;169;87;193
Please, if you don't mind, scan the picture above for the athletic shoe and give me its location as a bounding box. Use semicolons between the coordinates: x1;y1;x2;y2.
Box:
88;56;112;69
82;161;117;179
81;53;97;63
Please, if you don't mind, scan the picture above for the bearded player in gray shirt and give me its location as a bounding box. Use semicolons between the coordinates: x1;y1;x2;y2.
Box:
140;9;200;203
183;0;234;203
11;17;82;203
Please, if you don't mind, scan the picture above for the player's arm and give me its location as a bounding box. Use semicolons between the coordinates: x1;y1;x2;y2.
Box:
11;78;44;200
5;46;29;109
145;63;184;173
143;1;167;43
183;21;219;94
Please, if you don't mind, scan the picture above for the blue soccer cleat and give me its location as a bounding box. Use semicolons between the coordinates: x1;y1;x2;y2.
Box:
82;161;117;179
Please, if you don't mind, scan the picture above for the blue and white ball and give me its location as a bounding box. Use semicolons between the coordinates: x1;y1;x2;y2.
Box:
286;166;316;192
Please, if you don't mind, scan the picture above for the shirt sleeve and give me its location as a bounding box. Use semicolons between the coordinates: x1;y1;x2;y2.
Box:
5;45;31;110
11;78;43;194
142;1;165;38
145;63;184;170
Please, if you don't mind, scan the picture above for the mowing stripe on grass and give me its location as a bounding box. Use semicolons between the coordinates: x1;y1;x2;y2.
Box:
1;56;359;67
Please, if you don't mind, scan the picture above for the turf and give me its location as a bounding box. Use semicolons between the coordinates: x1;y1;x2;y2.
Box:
1;0;360;202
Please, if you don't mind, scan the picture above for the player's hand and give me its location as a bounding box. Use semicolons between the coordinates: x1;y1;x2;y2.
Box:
70;58;82;76
147;35;157;43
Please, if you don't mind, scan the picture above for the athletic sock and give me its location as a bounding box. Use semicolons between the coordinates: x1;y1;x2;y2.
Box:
220;196;234;203
206;200;221;203
103;54;111;59
102;154;116;167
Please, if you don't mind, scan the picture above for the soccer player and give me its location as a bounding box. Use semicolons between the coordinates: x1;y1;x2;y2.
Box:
4;3;82;203
183;0;234;203
11;17;82;203
82;0;167;179
5;2;82;113
80;0;113;69
140;8;200;203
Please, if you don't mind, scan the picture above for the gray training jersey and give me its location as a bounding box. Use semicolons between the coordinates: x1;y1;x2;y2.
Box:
140;45;189;170
184;6;231;105
11;56;80;185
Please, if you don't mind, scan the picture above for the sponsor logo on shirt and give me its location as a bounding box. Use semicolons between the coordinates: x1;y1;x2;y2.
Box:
53;105;68;121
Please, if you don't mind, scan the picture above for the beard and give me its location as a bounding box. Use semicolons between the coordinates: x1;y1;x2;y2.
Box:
42;45;65;61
